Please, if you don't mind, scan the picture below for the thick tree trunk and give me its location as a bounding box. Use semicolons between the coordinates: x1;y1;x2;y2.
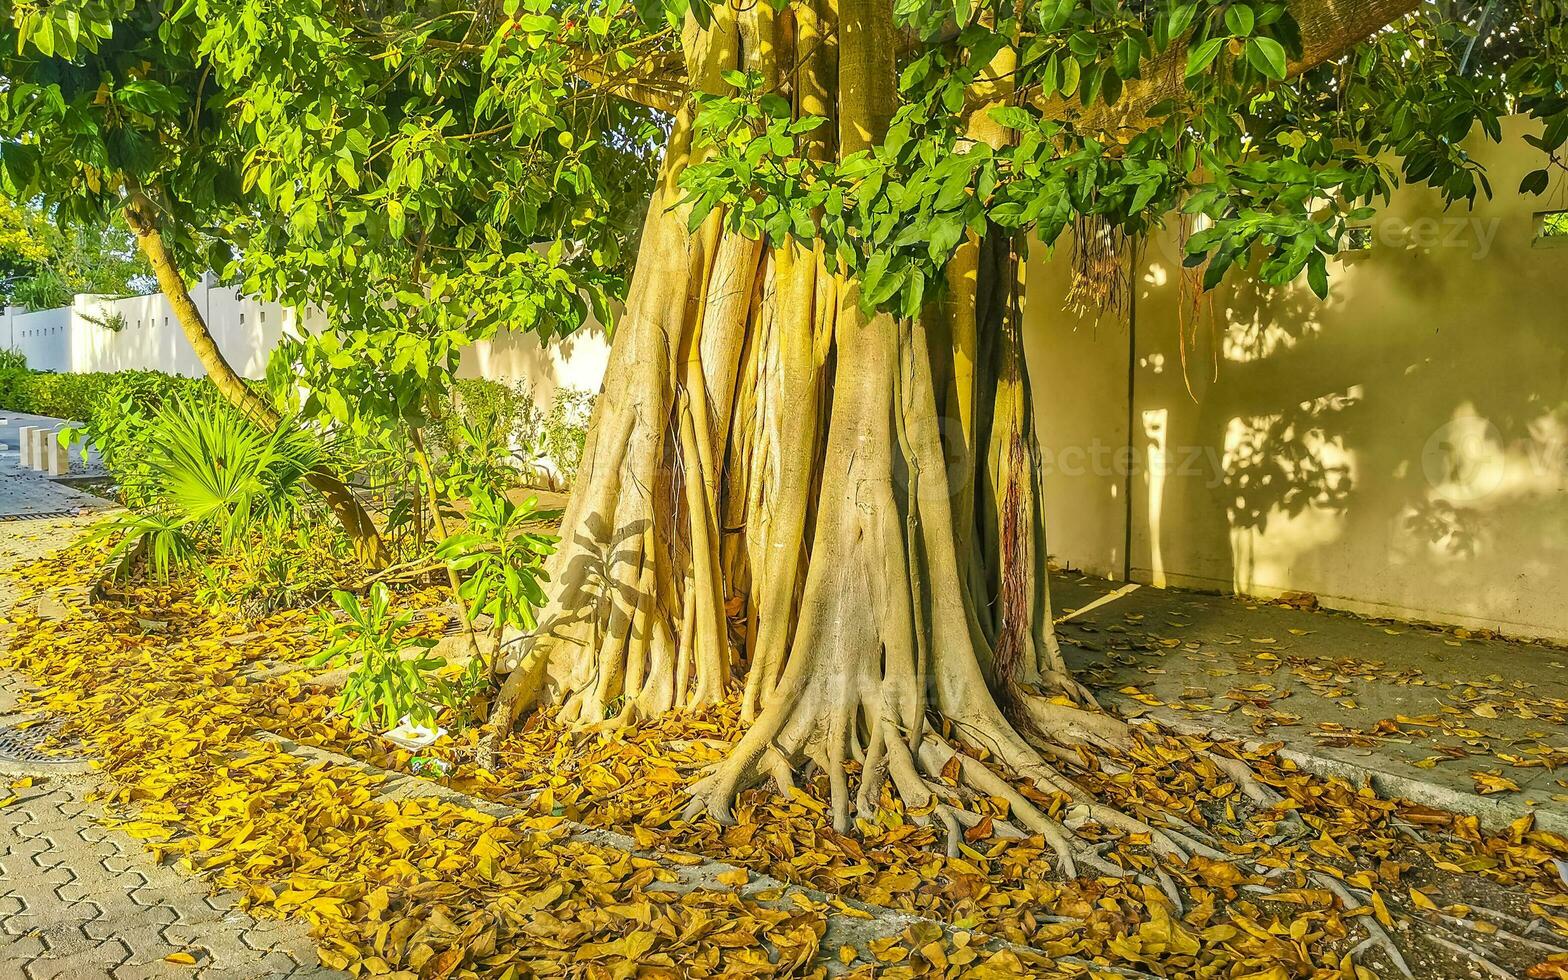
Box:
122;189;389;567
479;0;1086;815
470;8;1443;971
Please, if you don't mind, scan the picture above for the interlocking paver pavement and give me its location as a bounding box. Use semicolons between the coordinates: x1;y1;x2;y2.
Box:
0;483;343;979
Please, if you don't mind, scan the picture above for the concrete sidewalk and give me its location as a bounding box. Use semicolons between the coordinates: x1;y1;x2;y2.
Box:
1054;571;1568;832
0;412;111;521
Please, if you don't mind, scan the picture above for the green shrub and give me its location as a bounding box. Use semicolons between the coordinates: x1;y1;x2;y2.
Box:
306;583;480;732
543;386;593;482
434;378;541;457
0;349;26;409
434;380;594;484
0;365;206;433
19;371;105;422
0;367;208;484
76;371;209;488
98;392;325;581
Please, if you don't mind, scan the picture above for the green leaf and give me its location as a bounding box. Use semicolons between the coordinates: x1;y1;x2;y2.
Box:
1060;56;1082;96
1246;36;1288;80
1166;3;1198;41
1039;0;1077;33
1129;178;1160;212
1306;250;1328;300
989;106;1035;130
1186;38;1225;78
1224;5;1254;37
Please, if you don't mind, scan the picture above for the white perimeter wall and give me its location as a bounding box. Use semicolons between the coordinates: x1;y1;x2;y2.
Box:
456;326;611;402
3;306;72;372
5;277;607;400
65;281;296;378
3;279;298;379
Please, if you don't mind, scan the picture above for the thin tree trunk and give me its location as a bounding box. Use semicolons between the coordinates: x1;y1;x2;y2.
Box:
122;187;389;567
408;424;489;666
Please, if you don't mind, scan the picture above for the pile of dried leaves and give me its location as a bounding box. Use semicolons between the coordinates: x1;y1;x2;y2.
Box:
0;540;1054;978
474;701;1568;978
3;540;1568;979
2;547;846;978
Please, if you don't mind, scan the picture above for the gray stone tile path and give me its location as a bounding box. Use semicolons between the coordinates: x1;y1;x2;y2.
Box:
0;765;335;979
0;491;342;978
0;411;108;521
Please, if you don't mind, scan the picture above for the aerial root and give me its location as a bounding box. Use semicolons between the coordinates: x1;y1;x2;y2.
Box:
922;725;1215;903
1016;694;1135;756
1019;693;1320;853
1424;936;1512;979
1317;874;1413;978
1035;669;1103;710
1432;913;1568;953
1198;747;1287;809
914;730;1087;878
679;689;1419;979
1453;904;1568;948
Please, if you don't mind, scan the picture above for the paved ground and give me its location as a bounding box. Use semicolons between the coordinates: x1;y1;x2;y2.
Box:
0;410;107;520
1054;572;1568;830
0;450;340;978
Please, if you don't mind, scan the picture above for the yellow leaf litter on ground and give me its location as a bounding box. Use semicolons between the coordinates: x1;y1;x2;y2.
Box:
0;540;1058;979
5;538;1568;978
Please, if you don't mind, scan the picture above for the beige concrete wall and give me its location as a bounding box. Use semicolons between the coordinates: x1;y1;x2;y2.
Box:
1031;114;1568;641
456;323;612;402
1024;241;1132;580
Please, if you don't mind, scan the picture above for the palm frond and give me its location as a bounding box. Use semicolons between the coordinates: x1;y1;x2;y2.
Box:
143;394;325;546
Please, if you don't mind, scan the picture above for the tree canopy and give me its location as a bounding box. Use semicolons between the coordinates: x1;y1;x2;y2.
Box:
0;195;153;308
0;0;660;428
2;1;1563;360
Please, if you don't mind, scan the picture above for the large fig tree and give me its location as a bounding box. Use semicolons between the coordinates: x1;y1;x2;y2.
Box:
9;0;1567;901
471;0;1568;854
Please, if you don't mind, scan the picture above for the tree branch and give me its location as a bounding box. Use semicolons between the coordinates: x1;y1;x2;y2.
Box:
419;33;687;114
571;57;687;113
1039;0;1423;136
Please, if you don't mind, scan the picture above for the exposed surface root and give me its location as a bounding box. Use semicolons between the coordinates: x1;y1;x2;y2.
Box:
486;683;1568;979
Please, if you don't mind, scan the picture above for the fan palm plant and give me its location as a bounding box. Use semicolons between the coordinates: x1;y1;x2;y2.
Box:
103;394;329;579
142;395;324;546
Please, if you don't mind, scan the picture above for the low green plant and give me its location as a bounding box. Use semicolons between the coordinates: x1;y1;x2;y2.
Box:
97;393;327;580
428;379;593;488
22;369;210;495
306;583;476;732
441;419;526;500
84;373;209;478
435;489;555;634
0;349;26;408
8;370;103;422
94;511;198;582
453;378;540;447
136;395;323;546
194;520;351;618
541;386;593;483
